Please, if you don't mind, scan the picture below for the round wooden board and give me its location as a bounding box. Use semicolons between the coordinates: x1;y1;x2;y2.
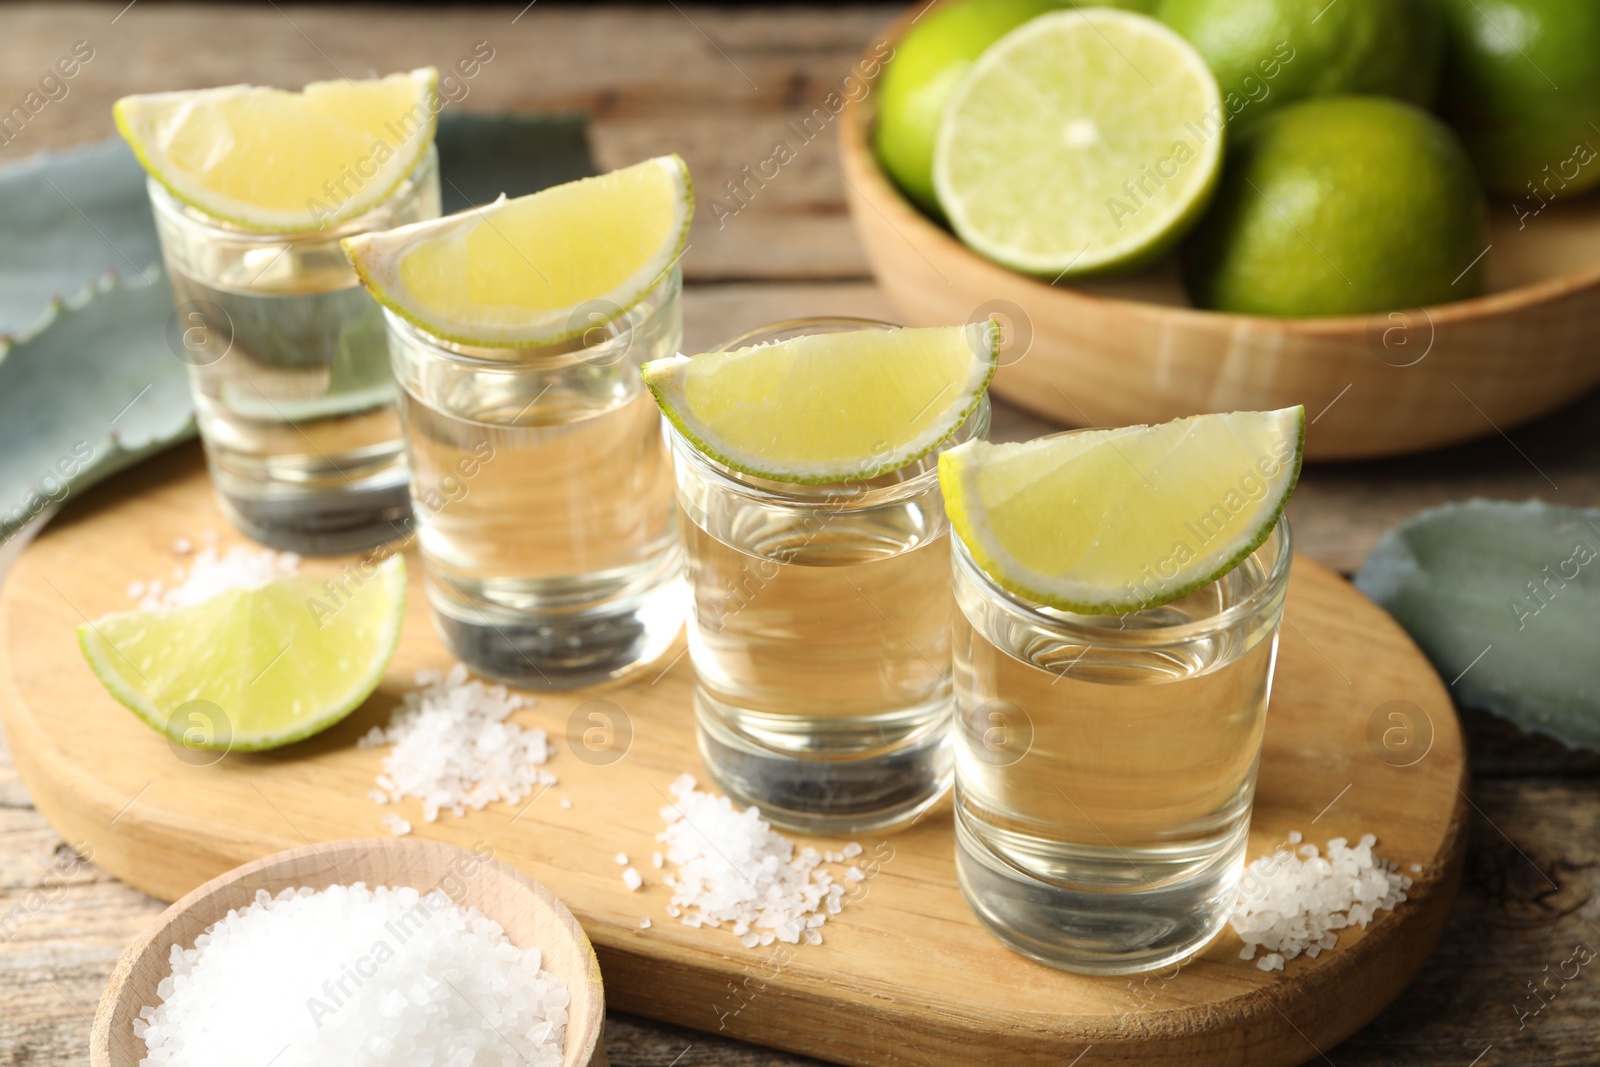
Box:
0;445;1468;1067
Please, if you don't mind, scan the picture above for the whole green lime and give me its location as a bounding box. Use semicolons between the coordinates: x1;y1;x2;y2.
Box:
1437;0;1600;196
1157;0;1441;126
1185;96;1488;317
873;0;1155;215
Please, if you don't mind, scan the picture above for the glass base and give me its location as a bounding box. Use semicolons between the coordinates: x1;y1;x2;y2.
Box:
212;470;411;556
430;571;686;691
695;689;953;835
954;803;1245;975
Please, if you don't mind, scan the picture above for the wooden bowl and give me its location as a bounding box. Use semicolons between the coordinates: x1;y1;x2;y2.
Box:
839;3;1600;460
90;838;607;1067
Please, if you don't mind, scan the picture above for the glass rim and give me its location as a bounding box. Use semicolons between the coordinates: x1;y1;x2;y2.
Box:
382;261;683;367
146;142;439;244
953;515;1293;644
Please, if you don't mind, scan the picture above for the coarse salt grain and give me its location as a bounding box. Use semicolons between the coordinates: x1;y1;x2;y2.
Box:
614;853;628;866
651;852;664;869
639;917;651;930
559;798;573;810
622;868;643;891
133;883;569;1067
1231;832;1411;971
379;813;411;837
135;543;301;610
360;665;555;825
655;774;860;948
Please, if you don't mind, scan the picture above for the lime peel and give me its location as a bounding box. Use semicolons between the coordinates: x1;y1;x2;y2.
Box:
78;555;407;751
940;408;1304;614
114;69;439;233
341;155;693;349
643;322;1000;485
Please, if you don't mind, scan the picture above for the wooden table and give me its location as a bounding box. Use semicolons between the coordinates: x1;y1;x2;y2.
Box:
2;4;1597;1065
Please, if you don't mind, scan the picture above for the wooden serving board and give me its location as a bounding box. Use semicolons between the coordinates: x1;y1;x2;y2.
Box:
0;445;1468;1067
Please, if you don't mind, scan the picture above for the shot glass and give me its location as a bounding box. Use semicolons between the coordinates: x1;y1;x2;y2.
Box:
384;264;685;690
668;317;990;835
149;147;440;554
952;507;1291;975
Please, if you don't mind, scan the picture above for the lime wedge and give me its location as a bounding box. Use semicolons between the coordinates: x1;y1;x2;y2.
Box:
341;156;693;348
78;556;406;751
643;322;999;484
114;69;438;232
933;9;1223;276
940;408;1304;613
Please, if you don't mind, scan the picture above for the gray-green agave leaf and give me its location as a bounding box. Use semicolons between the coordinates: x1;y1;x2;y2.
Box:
1356;499;1600;751
0;274;194;542
0;138;161;338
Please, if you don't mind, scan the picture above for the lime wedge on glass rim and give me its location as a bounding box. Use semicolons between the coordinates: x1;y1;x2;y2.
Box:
78;556;406;752
933;8;1224;276
642;322;1000;484
939;408;1304;613
342;155;693;348
114;69;439;232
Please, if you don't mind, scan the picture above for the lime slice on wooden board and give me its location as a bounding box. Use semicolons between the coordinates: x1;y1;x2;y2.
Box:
342;155;693;348
78;556;406;751
642;322;1000;485
933;9;1223;276
939;408;1304;613
114;69;439;233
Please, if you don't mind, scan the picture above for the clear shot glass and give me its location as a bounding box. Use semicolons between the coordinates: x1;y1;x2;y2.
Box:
148;147;440;554
667;317;990;835
951;503;1292;975
384;264;685;690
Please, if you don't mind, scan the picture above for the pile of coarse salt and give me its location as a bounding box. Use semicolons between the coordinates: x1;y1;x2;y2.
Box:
135;883;568;1067
1230;831;1412;972
129;536;300;610
360;665;556;826
656;774;864;947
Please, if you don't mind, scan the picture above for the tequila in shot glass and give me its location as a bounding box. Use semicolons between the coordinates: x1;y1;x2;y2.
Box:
947;421;1296;973
130;74;443;554
383;269;685;689
344;154;694;688
659;318;996;834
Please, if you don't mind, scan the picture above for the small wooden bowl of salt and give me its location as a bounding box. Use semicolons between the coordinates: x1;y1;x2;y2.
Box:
91;838;607;1067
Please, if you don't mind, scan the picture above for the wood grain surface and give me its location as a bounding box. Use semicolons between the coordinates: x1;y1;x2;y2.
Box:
1;4;1598;1067
3;445;1464;1066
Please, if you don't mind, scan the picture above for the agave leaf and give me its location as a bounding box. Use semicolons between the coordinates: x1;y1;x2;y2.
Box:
0;139;162;338
1355;499;1600;751
0;275;194;542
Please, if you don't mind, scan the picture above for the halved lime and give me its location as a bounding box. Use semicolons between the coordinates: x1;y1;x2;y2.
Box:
114;69;438;232
642;322;999;484
78;556;406;751
934;9;1223;276
342;156;693;348
939;408;1304;613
